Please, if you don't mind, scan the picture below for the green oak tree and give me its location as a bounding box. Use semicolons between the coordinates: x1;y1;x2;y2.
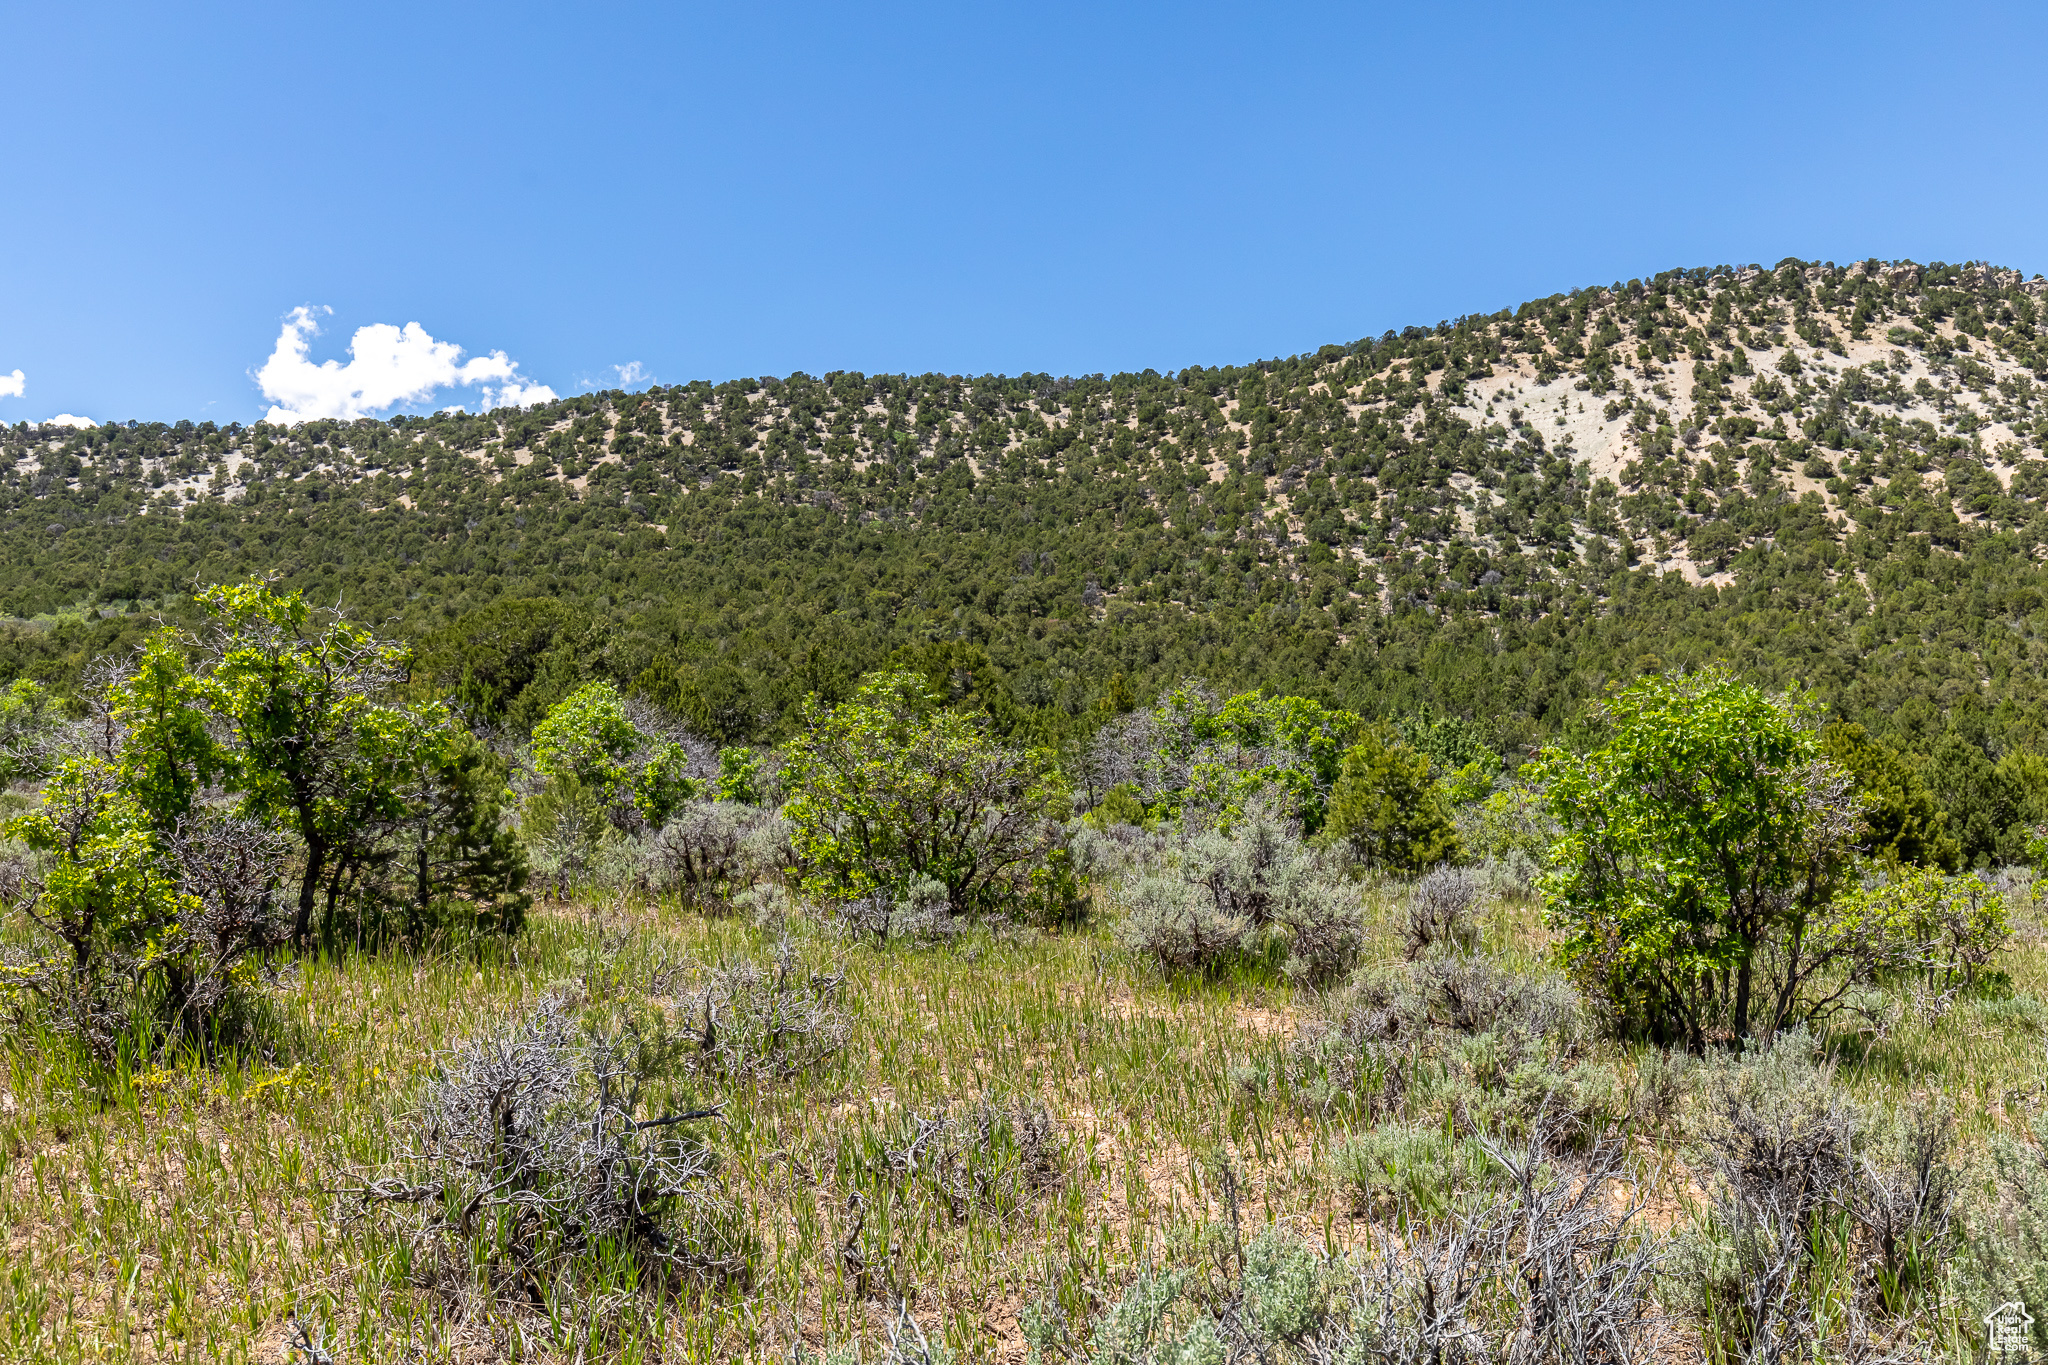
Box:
531;680;695;829
781;671;1059;914
196;581;425;945
1534;670;1864;1047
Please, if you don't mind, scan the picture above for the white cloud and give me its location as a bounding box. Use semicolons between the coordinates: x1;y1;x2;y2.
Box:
613;361;650;387
44;414;96;429
254;306;559;424
0;369;22;400
496;378;560;406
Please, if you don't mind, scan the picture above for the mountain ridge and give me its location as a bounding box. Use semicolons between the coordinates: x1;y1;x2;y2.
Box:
5;255;2048;775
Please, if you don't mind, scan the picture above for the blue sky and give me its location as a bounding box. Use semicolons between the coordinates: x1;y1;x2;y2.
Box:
3;1;2046;425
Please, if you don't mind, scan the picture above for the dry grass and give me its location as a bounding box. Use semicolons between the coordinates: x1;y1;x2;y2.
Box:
1;886;2044;1362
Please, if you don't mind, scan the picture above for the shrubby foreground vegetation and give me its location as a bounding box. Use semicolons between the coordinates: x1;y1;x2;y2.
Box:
3;578;2048;1364
10;260;2048;1360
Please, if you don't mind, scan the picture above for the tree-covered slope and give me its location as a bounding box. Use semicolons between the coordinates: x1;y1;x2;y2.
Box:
7;256;2048;759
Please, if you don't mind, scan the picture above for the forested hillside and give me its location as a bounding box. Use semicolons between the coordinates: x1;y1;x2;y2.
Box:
14;257;2048;1363
8;256;2048;764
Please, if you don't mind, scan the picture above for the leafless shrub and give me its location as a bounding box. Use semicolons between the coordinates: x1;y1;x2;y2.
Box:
834;891;896;946
1684;1031;1858;1363
1853;1107;1956;1319
568;894;690;1004
641;801;749;903
1288;961;1447;1122
1662;1035;1969;1360
619;697;720;774
831;879;967;949
1406;865;1482;960
878;1095;1063;1221
1315;963;1425;1046
283;1313;336;1365
1083;706;1182;805
72;653;131;763
1338;1212;1510;1365
1483;1121;1671;1365
878;1300;950;1365
159;809;294;1044
640;800;788;909
1062;1115;1667;1365
1081;682;1302;824
680;942;850;1083
360;995;750;1323
1702;1196;1820;1365
1296;1119;1667;1364
796;1301;952;1365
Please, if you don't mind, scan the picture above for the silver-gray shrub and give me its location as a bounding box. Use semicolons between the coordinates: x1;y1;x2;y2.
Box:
680;940;850;1083
365;995;750;1311
1404;865;1481;960
1405;951;1584;1043
739;804;798;881
1679;1029;1959;1357
640;799;791;907
1972;1108;2048;1355
1039;1121;1667;1365
1289;953;1589;1131
1688;1031;1855;1254
1315;953;1585;1056
1111;798;1363;985
874;1094;1063;1222
1115;871;1250;975
1855;1105;1958;1322
1067;819;1174;885
831;878;970;948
